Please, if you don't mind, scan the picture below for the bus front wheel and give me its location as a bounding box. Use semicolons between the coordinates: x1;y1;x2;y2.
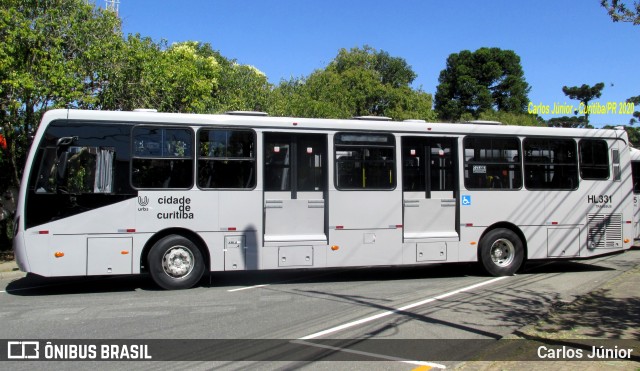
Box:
479;228;524;276
148;235;205;290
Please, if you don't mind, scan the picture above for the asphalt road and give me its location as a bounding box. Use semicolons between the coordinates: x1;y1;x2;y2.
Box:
1;249;638;370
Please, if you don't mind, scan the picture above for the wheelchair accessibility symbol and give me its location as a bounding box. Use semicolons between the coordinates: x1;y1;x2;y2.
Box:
461;195;471;206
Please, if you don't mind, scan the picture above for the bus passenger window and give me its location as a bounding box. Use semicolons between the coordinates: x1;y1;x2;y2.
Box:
335;133;395;190
131;127;193;189
198;129;255;189
579;139;609;180
463;136;521;190
524;138;578;190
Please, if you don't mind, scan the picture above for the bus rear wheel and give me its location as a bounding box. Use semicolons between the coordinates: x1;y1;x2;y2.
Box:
479;228;524;276
148;235;205;290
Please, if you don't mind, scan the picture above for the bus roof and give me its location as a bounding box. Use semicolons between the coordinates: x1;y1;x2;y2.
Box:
41;109;628;141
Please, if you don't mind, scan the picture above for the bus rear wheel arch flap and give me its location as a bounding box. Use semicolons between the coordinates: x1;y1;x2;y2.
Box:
148;234;205;290
478;228;524;276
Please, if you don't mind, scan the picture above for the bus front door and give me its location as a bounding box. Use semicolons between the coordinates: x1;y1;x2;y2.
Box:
263;133;327;244
402;137;458;240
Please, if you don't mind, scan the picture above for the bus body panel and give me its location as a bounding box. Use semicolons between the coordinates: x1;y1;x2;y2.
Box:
327;228;403;267
12;228;29;273
21;198;135;276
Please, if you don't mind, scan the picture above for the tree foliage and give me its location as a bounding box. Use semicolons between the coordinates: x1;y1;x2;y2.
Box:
476;111;544;127
0;0;123;188
144;41;221;113
434;48;531;121
561;82;605;125
98;34;165;111
627;95;640;124
0;0;279;199
99;37;271;114
99;38;221;113
270;46;436;121
601;0;640;24
547;116;591;128
213;57;272;113
601;1;639;125
624;126;640;147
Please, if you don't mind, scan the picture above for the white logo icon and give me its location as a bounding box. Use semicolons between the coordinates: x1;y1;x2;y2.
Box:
7;341;40;359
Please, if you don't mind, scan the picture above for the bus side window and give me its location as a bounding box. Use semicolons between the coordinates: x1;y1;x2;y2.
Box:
335;133;395;190
463;136;522;190
132;127;194;189
524;138;578;190
198;129;255;189
579;139;609;180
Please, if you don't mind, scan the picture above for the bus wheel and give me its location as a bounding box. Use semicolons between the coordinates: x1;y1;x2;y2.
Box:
148;235;205;290
479;228;523;276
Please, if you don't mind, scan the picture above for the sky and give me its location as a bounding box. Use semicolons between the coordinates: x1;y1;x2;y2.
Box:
109;0;639;127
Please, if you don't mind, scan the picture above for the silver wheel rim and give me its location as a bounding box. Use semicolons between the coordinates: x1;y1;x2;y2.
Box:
162;245;195;279
490;238;515;267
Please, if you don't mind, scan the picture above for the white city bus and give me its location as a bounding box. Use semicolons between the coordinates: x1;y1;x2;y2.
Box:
12;109;635;289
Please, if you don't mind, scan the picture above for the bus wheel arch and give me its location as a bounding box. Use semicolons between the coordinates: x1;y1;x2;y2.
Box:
141;228;210;290
477;223;527;276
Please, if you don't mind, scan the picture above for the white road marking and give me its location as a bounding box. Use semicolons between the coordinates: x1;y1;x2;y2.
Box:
294;276;509;368
299;276;509;340
227;284;269;292
291;339;446;369
225;267;370;292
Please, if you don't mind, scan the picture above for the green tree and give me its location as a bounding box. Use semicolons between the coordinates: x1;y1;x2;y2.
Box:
561;83;605;126
0;0;122;188
0;0;123;248
434;48;531;121
98;34;163;111
601;1;639;125
177;42;272;113
157;41;221;113
213;57;272;113
331;47;417;88
100;39;221;113
626;95;640;124
547;116;591;128
270;46;436;121
601;0;640;24
476;111;545;127
270;71;353;118
625;126;640;147
100;38;268;114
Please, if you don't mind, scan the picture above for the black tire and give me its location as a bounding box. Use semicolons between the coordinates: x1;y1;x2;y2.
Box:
148;235;205;290
479;228;524;276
